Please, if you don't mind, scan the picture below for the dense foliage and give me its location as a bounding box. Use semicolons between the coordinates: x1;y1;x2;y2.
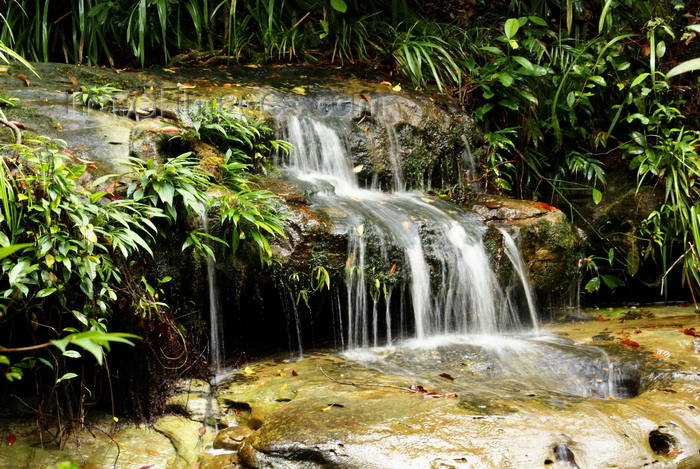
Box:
0;89;288;428
0;0;698;300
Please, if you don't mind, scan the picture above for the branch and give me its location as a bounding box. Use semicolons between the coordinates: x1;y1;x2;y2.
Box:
318;366;415;393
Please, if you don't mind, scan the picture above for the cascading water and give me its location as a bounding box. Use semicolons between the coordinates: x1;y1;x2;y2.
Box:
200;204;224;370
276;113;538;348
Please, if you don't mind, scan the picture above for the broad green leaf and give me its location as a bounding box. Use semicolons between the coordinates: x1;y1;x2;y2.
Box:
585;277;601;293
512;56;533;70
566;91;576;107
498;73;514;87
601;274;625;290
528;16;547;26
36;288;56;298
504;18;520;39
627;247;640;276
56;372;78;383
631;73;649;87
592;188;602;205
666;58;700;78
62;350;82;358
589;76;606;86
497;99;519;110
0;244;32;260
656;41;666;58
330;0;347;13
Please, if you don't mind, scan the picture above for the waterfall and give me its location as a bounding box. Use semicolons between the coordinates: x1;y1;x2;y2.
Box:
200;203;224;369
277;114;537;348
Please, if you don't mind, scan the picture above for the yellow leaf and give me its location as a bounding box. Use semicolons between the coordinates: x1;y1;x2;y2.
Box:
352;164;364;173
278;369;287;377
244;366;255;375
321;405;334;412
162;68;176;73
291;86;306;95
280;383;288;391
45;253;55;268
357;225;364;237
113;416;119;422
392;84;401;92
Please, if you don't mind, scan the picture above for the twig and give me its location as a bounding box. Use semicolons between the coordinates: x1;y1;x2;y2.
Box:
0;117;21;146
318;366;415;393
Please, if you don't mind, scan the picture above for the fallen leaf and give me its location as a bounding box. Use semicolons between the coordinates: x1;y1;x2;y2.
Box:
535;201;557;212
392;84;402;91
346;252;356;266
321;403;344;411
425;392;458;398
15;74;29;86
683;328;699;337
595;314;610;321
139;465;155;469
7;432;16;445
223;83;232;87
277;369;287;377
159;126;180;133
142;145;149;152
352;164;364;173
409;385;427;394
122;67;138;73
70;76;78;86
244;366;255;375
389;263;397;276
162;68;176;73
177;82;196;89
270;73;281;78
280;383;288;391
439;373;455;381
8;120;25;129
292;370;299;376
359;93;371;102
291;86;306;95
651;349;670;359
198;426;206;438
667;449;683;457
620;339;640;347
634;329;642;334
358;115;366;124
60;148;96;164
357;224;364;237
380;81;392;87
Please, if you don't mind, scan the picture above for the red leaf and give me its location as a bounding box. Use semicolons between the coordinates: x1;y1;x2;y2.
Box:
270;73;281;78
620;339;640;347
8;120;25;129
291;370;299;376
439;373;454;381
139;466;154;469
535;202;557;212
159;126;180;133
7;432;16;445
409;385;427;394
15;74;29;86
667;449;683;457
595;314;610;322
683;328;699;337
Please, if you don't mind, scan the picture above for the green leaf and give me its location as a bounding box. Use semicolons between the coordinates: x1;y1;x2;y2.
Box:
512;56;533;70
56;372;78;383
656;41;666;59
589;76;606;86
62;350;82;359
497;99;519;110
528;16;547;26
601;274;625;290
36;288;56;298
504;18;520;39
0;244;32;260
585;277;601;293
498;73;514;87
627;247;640;276
566;91;576;107
631;73;649;87
666;58;700;78
330;0;347;13
592;188;602;205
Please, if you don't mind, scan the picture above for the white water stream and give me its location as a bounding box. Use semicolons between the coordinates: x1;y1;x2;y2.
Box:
278;115;538;348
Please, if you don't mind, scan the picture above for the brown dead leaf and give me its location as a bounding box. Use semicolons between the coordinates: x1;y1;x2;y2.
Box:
15;74;29;86
70;76;78;86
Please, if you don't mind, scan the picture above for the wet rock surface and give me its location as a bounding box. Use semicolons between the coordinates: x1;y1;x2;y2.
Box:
0;306;697;468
